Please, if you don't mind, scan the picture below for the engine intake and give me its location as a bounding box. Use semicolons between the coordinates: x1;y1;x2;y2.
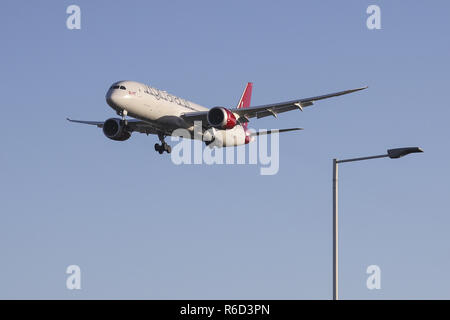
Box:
103;118;131;141
207;107;237;130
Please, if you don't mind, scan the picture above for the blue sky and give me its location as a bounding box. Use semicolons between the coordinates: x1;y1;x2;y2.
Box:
0;0;449;299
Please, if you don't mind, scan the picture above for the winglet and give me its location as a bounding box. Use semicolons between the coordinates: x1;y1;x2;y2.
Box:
348;86;368;93
356;85;368;92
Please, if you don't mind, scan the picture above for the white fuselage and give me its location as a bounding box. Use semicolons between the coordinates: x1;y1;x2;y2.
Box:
105;80;247;147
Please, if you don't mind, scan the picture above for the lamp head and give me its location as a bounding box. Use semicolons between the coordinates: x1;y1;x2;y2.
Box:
387;147;423;159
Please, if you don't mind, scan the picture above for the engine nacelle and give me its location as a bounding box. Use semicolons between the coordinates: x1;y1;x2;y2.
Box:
102;118;131;141
207;107;237;130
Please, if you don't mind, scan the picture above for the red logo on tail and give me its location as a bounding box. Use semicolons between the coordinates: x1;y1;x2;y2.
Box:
237;82;252;131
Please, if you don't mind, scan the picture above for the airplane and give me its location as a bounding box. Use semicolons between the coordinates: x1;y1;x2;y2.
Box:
67;81;367;154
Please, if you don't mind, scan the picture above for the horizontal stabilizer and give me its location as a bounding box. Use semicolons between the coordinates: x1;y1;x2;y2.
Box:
249;127;303;137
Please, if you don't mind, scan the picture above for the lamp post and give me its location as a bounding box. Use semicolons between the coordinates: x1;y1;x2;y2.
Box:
332;147;423;300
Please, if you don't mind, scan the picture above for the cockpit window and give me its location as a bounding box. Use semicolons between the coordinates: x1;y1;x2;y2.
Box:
110;85;127;90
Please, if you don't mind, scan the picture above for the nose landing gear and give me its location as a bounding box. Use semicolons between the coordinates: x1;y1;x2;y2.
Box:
117;110;128;126
154;132;171;154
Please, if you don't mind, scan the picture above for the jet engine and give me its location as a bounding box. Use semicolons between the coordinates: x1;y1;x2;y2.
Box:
102;118;131;141
207;107;237;130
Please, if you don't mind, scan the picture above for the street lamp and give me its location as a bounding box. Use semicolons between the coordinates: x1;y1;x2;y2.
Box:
332;147;423;300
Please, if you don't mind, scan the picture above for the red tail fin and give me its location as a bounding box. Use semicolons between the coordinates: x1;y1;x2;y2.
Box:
237;82;252;131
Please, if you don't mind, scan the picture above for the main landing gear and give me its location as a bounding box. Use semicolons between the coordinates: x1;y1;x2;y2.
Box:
154;132;171;154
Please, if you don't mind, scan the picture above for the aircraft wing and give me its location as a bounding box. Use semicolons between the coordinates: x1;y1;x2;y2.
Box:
66;118;162;135
181;86;367;125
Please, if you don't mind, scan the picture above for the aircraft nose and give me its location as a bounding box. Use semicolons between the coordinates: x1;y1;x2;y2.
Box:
106;90;124;109
105;90;114;105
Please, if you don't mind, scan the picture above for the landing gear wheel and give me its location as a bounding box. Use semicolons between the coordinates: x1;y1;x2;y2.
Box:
161;142;171;154
154;143;164;154
155;133;171;154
